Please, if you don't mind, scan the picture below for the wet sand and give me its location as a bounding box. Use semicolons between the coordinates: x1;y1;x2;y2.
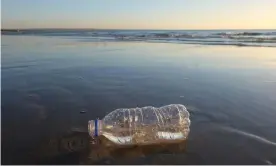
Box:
1;35;276;164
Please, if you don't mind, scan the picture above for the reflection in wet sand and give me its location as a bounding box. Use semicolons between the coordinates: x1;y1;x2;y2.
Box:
86;135;187;164
33;130;202;164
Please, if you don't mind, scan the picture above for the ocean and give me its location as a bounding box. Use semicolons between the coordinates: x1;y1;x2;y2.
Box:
1;29;276;164
2;29;276;47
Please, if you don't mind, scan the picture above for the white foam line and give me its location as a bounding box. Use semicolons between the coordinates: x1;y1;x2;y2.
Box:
265;160;273;165
223;126;276;147
263;80;276;83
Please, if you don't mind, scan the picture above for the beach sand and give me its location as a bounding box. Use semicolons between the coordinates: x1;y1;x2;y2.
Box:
2;35;276;164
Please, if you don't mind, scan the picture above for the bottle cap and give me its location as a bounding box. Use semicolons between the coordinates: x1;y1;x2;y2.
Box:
88;119;101;137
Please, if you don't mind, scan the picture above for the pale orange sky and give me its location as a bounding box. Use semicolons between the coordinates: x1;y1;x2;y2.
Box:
2;0;276;29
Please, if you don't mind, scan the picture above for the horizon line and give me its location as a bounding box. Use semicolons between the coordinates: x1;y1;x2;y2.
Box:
2;28;276;31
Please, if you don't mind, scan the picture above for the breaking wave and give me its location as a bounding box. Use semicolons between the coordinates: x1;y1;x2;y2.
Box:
2;29;276;47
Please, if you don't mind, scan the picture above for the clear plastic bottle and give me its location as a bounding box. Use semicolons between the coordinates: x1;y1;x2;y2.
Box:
88;104;190;146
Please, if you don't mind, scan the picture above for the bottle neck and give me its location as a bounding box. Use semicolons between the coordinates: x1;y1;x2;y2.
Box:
88;119;103;138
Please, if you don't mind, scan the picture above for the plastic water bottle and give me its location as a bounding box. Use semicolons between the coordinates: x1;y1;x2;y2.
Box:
88;104;190;146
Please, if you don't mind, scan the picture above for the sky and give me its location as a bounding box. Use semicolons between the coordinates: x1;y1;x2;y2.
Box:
1;0;276;29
